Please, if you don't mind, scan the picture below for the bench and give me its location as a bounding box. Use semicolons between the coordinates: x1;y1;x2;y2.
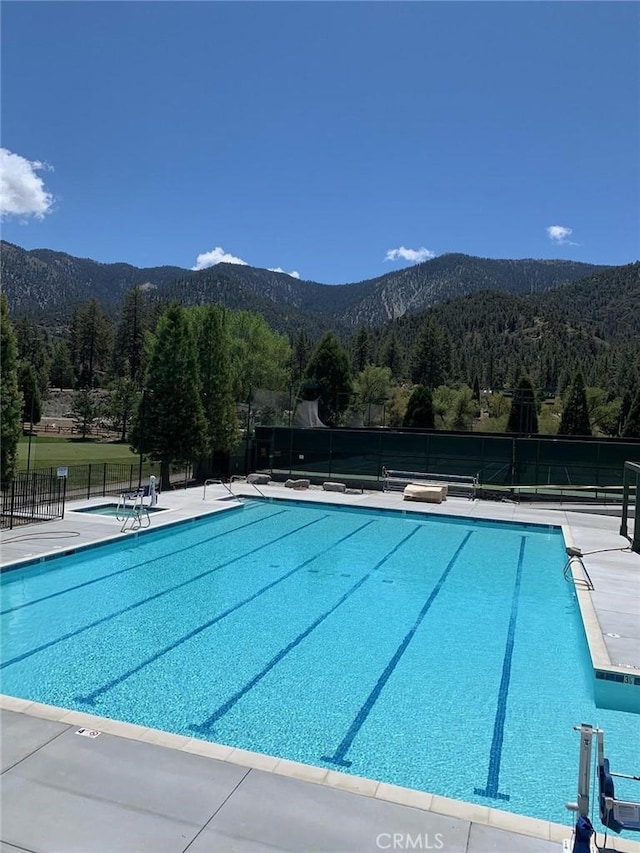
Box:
382;467;478;499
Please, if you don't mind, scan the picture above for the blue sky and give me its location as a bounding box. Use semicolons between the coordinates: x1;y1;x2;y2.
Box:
1;1;638;284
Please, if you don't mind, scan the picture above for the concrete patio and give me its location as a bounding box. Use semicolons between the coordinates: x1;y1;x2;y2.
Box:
0;708;623;853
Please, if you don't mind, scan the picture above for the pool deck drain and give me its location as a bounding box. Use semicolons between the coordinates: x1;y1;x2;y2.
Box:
1;484;639;852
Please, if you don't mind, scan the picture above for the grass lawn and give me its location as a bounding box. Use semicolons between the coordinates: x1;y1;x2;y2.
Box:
17;436;139;470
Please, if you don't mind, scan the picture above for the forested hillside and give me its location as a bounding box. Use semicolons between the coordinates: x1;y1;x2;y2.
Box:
376;262;640;394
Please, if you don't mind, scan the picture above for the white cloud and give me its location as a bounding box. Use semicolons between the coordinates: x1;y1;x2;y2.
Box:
268;267;301;279
191;247;249;271
0;147;54;219
384;245;436;263
546;225;578;246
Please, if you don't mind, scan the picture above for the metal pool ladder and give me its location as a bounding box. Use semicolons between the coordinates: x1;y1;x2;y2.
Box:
119;491;151;532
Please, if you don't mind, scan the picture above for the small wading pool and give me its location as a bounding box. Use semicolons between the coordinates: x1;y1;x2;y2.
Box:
71;503;169;517
2;497;638;831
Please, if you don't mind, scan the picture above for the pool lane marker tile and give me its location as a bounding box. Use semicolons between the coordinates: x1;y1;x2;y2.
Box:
190;524;422;735
2;514;323;674
321;530;474;768
474;535;526;802
77;518;372;705
0;508;288;617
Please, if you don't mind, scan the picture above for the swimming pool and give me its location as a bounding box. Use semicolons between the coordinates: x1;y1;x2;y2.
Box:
1;498;638;830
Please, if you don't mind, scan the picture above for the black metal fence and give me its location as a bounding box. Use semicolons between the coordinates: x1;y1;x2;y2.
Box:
1;472;67;530
1;461;193;530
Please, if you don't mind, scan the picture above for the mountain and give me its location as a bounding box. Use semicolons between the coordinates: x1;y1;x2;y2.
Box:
380;262;640;392
1;241;607;333
0;241;188;322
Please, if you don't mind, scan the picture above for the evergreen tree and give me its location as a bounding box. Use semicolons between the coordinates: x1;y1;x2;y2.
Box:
1;295;23;484
619;391;633;436
472;375;481;401
69;298;113;388
621;391;640;438
14;317;51;394
558;371;592;436
352;326;373;373
129;304;207;490
381;333;404;381
71;388;100;439
410;318;450;389
195;305;239;473
291;329;313;386
49;340;76;389
113;286;151;385
403;385;435;429
104;378;137;442
302;332;352;427
18;363;42;425
506;375;539;435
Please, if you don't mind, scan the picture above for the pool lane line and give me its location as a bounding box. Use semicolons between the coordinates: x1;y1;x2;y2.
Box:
321;530;474;768
190;525;423;735
76;519;376;705
0;515;328;672
474;535;526;802
0;509;288;617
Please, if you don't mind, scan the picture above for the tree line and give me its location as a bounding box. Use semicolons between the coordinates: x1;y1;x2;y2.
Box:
2;281;639;488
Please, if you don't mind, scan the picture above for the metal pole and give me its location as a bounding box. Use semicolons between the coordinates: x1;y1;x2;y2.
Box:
26;394;34;473
138;389;146;489
244;387;252;475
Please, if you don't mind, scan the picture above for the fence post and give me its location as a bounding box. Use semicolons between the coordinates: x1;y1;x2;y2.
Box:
129;465;133;492
102;463;107;496
87;464;92;500
9;480;16;530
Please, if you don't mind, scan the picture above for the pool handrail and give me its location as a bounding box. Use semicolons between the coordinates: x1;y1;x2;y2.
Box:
203;478;241;502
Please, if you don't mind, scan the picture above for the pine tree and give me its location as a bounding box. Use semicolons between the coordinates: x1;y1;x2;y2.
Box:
14;317;51;394
113;286;151;385
71;388;100;439
18;363;42;425
49;340;76;389
129;304;207;490
104;378;137;442
403;385;435;429
292;329;313;386
302;332;352;427
195;305;239;475
506;375;539;435
410;318;450;389
619;391;633;436
69;298;113;388
1;295;23;484
558;371;592;436
472;375;481;401
381;333;404;381
621;391;640;438
352;326;373;373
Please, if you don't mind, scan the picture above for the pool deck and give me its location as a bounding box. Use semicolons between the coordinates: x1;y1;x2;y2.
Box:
1;484;639;853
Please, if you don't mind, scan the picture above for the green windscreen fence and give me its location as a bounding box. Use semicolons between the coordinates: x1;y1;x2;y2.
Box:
254;427;640;491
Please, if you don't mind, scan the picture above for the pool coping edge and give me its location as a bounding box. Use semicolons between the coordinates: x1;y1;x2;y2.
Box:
3;694;640;852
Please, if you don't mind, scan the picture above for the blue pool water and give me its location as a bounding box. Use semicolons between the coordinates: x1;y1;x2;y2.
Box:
1;499;638;831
